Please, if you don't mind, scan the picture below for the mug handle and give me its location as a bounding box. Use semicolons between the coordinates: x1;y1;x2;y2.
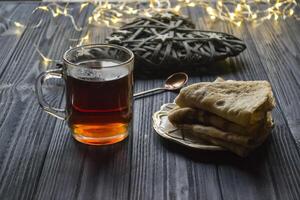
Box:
35;68;66;120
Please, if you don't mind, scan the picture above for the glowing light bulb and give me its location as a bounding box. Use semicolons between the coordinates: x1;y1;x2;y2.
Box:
38;6;49;11
111;16;120;24
43;57;52;66
236;4;242;12
35;45;54;67
80;3;89;12
267;14;272;19
63;8;68;16
188;2;195;7
173;5;181;13
14;22;24;28
229;12;235;20
235;21;242;26
80;33;89;44
88;17;93;24
144;12;152;18
252;13;257;19
103;20;110;26
275;3;282;9
206;7;214;15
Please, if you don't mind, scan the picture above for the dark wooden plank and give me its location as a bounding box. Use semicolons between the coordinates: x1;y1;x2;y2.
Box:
0;3;132;199
34;5;133;200
125;7;225;200
0;3;89;200
37;6;300;200
282;20;300;141
0;3;37;76
243;19;300;145
241;20;300;199
189;9;300;200
0;2;300;200
252;19;300;145
130;92;223;200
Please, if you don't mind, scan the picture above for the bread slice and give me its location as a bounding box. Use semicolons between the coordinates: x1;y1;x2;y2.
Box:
179;115;273;157
175;80;275;127
188;132;251;157
178;114;272;148
168;106;273;135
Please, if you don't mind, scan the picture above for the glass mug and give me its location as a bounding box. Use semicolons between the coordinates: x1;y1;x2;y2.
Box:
36;44;134;145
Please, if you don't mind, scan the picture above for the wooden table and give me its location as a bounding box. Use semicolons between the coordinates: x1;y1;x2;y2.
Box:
0;2;300;200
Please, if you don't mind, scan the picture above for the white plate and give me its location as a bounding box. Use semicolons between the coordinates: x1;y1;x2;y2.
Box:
153;103;224;151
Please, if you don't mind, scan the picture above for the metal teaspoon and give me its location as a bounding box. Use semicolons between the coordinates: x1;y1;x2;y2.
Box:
134;72;189;98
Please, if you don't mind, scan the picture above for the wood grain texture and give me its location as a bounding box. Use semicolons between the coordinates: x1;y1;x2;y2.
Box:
0;3;36;77
0;3;89;200
190;8;300;200
0;2;300;200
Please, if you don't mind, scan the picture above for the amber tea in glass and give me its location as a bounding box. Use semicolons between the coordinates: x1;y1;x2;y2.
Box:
36;44;134;145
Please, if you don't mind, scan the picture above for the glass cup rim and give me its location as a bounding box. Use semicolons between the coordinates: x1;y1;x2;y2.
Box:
63;44;134;68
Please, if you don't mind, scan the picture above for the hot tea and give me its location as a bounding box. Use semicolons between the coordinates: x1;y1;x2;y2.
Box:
66;60;133;145
36;44;134;145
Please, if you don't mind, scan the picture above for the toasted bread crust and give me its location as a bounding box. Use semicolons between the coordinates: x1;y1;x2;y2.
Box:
175;80;275;127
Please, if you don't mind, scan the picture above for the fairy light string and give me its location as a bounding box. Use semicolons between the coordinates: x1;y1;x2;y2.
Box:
89;0;298;27
1;1;297;65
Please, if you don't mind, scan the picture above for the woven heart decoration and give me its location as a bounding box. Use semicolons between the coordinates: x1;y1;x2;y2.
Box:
106;12;246;75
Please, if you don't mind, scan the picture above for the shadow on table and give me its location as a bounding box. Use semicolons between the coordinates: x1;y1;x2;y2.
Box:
134;59;245;80
74;138;130;168
160;135;272;167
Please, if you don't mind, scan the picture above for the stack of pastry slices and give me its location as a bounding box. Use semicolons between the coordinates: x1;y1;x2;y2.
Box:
168;78;275;156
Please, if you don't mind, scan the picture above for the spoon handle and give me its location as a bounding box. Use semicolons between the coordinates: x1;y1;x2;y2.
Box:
134;87;165;97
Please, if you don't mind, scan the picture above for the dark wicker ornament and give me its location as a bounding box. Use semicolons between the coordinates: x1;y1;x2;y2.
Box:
106;12;246;76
